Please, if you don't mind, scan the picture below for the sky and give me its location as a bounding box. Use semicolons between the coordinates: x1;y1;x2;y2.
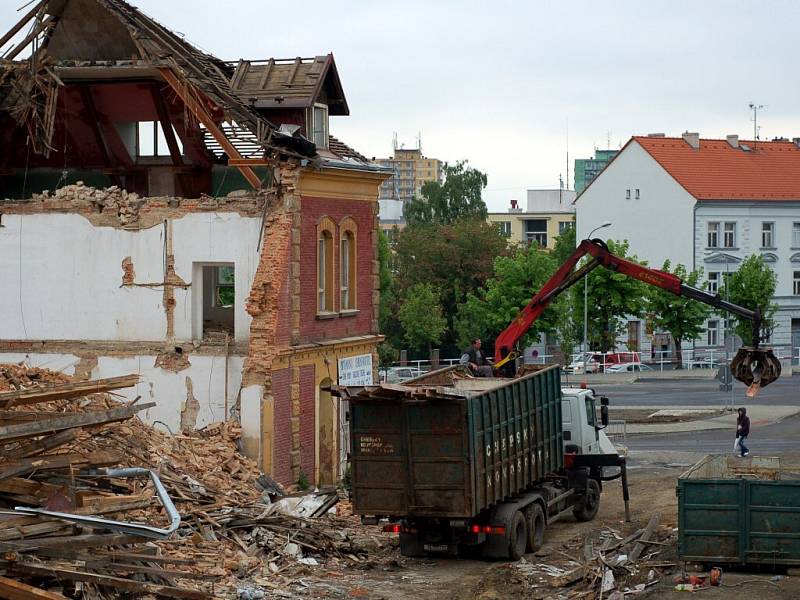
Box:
3;0;800;211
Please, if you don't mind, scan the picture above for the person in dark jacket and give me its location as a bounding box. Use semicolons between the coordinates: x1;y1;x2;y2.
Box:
460;338;494;377
735;407;750;457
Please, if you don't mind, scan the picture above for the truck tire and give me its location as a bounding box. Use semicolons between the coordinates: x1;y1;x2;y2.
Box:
573;478;600;522
526;503;546;552
507;510;528;560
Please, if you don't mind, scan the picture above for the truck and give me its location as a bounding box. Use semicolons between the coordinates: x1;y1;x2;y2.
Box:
333;365;629;559
678;454;800;566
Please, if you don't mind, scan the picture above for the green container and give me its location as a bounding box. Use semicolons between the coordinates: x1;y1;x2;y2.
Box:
349;365;564;518
678;455;800;565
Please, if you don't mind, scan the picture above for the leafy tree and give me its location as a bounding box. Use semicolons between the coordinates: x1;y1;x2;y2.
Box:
455;244;566;353
398;283;447;354
552;223;577;265
573;240;649;352
720;255;778;345
404;161;488;226
648;261;710;368
394;219;508;355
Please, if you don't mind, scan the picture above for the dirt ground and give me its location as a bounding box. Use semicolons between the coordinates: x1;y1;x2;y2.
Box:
253;458;800;600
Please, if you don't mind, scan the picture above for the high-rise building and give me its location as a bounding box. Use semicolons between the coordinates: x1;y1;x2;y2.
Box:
574;149;618;193
375;146;443;202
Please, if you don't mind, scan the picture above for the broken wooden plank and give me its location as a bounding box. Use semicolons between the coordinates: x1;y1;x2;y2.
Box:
11;562;215;600
0;451;123;481
3;428;80;459
629;513;660;562
0;574;68;600
0;375;139;409
0;403;155;443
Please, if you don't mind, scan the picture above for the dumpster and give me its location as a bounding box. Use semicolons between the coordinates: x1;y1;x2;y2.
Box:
678;454;800;565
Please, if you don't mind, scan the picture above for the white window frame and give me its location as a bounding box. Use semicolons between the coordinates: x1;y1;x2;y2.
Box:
311;103;329;149
794;271;800;296
340;234;354;310
497;221;512;237
707;222;719;248
318;236;328;311
762;222;775;248
707;271;719;294
559;221;573;234
707;320;719;346
723;222;736;248
793;222;800;248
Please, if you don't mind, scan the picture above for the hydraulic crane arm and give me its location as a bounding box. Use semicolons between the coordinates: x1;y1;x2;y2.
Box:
493;238;781;389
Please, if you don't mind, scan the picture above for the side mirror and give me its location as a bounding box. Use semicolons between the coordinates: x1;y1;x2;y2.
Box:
600;405;609;427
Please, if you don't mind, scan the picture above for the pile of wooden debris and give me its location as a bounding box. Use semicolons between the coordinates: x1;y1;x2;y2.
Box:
0;364;379;599
516;514;676;599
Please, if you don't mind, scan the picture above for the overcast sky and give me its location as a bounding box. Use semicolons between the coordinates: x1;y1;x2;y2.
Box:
3;0;800;210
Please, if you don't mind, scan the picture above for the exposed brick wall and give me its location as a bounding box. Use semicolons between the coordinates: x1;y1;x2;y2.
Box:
299;364;316;478
270;366;292;484
298;195;376;343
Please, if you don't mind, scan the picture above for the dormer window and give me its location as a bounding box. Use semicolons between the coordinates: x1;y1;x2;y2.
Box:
312;103;329;149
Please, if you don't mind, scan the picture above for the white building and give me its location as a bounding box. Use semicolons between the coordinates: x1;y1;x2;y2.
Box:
576;133;800;361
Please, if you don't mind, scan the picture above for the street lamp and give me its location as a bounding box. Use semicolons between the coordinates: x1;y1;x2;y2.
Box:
583;222;613;356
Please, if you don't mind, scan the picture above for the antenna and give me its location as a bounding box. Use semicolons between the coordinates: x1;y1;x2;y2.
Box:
606;130;611;149
392;132;398;153
417;131;422;153
749;102;765;149
566;118;570;191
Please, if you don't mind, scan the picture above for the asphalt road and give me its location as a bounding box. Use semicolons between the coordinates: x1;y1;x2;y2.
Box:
588;372;799;407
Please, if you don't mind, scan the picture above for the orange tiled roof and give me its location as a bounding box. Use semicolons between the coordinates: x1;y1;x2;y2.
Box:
633;136;800;201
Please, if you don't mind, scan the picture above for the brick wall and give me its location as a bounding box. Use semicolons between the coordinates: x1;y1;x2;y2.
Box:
299;364;316;478
298;196;376;342
270;366;292;484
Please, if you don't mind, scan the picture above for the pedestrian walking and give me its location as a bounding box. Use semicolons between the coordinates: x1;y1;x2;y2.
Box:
734;407;750;457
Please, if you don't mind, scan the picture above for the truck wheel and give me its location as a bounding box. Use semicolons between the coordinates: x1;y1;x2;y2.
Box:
573;479;600;522
507;510;528;560
526;503;546;552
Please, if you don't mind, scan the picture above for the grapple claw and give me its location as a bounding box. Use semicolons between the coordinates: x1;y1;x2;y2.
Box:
731;348;782;388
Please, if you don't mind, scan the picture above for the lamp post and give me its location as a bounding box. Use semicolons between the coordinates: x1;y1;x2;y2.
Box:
583;222;613;357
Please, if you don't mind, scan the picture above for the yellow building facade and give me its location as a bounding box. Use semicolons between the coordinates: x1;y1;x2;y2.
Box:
487;211;575;250
376;147;443;202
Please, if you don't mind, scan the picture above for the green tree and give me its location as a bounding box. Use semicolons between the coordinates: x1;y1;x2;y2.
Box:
398;283;447;354
720;255;778;345
404;161;488;226
649;261;710;368
573;240;649;352
394;219;508;355
552;223;577;265
455;244;566;353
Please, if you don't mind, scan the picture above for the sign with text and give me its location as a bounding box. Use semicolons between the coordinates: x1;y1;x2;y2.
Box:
338;354;373;386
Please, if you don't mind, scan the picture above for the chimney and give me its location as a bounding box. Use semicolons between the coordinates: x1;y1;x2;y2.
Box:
726;135;739;149
510;199;518;210
682;131;700;149
647;133;665;138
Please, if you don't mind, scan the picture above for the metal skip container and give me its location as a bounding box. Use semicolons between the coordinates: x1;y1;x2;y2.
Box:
678;454;800;565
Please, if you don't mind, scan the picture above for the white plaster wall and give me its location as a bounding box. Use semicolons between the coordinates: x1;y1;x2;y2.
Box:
0;212;261;343
575;141;696;269
171;213;261;343
91;355;245;432
0;353;79;376
240;384;263;460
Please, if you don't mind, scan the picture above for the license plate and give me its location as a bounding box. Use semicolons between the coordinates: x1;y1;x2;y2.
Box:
423;544;449;552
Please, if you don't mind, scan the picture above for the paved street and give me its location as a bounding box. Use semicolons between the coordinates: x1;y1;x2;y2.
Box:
587;372;798;407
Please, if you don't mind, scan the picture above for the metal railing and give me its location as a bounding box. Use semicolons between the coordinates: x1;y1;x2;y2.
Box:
605;419;627;444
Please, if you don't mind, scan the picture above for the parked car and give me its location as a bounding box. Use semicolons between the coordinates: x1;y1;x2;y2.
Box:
688;358;721;369
381;367;423;383
605;362;654;373
566;351;641;374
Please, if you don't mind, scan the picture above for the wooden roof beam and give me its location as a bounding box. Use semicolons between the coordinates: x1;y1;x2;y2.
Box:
0;0;48;51
2;15;55;61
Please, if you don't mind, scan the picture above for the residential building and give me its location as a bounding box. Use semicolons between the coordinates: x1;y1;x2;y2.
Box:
576;133;800;359
487;189;576;250
574;149;618;193
0;1;390;485
375;146;443;202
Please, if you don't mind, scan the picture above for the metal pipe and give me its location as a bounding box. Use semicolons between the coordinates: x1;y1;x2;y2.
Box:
14;467;180;539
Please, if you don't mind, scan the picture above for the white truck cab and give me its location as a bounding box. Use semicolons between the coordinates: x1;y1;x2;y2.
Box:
561;387;607;455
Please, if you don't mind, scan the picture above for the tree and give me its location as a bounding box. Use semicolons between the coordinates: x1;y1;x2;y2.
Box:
573;240;649;352
376;229;400;365
398;283;447;354
404;161;488;226
649;261;710;368
720;255;778;345
455;244;567;354
552;223;577;265
393;218;508;355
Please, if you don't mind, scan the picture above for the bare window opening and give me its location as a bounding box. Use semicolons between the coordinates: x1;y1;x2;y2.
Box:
202;264;235;340
312;104;329;149
136;121;184;158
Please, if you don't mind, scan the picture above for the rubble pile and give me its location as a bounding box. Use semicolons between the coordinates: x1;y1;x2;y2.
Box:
516;514;676;599
31;183;145;226
0;364;379;599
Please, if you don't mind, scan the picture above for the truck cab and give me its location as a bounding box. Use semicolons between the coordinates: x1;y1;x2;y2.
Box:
561;388;601;455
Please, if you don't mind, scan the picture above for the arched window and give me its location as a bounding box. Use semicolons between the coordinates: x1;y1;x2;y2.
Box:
339;217;357;311
317;217;336;313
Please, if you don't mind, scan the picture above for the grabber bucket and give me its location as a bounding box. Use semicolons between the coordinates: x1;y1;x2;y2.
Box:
730;347;782;396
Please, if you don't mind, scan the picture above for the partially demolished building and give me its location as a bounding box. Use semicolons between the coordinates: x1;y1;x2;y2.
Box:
0;0;388;485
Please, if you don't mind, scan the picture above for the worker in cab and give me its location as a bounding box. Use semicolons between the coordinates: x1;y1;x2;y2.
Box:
460;338;494;377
